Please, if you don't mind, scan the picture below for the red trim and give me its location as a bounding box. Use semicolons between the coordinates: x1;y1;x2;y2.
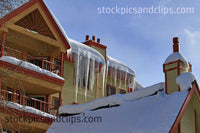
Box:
0;60;64;85
83;40;107;50
170;81;200;133
72;102;78;105
178;123;181;133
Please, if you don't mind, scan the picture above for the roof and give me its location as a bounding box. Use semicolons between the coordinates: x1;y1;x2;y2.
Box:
107;56;135;76
47;88;188;133
47;72;198;133
164;52;189;69
67;39;105;64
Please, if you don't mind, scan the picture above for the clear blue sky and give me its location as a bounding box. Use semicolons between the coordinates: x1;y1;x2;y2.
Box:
45;0;200;87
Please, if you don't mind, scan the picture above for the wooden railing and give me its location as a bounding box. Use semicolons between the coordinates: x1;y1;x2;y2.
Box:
0;89;59;116
3;46;62;76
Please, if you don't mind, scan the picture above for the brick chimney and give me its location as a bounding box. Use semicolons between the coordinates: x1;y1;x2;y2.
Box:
85;35;89;41
97;38;100;43
92;36;95;41
173;37;179;53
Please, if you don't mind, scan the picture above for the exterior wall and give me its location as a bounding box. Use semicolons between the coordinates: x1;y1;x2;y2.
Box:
180;92;200;133
181;102;195;133
106;75;129;95
166;69;178;94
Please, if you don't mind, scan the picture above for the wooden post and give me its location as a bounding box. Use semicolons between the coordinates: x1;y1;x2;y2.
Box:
59;92;62;106
1;32;6;57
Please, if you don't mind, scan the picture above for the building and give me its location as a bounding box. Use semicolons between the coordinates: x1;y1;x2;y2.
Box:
47;38;200;133
0;0;142;132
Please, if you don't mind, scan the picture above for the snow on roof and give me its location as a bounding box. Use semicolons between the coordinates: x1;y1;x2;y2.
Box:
59;82;164;114
47;90;188;133
164;52;189;69
2;101;55;118
68;39;105;64
0;56;64;80
107;56;135;76
0;0;30;19
176;72;196;91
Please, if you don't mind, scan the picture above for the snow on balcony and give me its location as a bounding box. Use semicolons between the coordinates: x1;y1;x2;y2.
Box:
0;56;64;80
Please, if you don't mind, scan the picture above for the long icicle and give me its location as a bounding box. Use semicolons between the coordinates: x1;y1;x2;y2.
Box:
75;53;80;103
84;56;90;101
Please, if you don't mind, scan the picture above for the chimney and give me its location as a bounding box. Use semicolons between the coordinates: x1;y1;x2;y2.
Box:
92;36;95;41
97;38;100;43
173;37;179;53
86;35;89;41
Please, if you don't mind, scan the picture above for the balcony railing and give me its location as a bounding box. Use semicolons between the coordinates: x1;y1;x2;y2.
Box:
2;46;62;76
0;89;59;116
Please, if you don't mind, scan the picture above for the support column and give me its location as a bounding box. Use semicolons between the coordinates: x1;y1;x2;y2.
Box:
59;92;62;106
1;31;6;57
60;52;64;77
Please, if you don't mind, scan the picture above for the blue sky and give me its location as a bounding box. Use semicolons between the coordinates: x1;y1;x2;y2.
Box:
45;0;200;87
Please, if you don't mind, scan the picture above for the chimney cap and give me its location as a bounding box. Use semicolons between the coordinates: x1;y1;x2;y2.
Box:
173;37;179;44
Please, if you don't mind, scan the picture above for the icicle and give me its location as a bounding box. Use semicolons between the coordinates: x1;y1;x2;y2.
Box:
119;71;122;88
74;53;80;103
96;62;100;93
101;64;106;97
124;71;127;89
90;59;95;92
114;67;117;87
84;56;90;101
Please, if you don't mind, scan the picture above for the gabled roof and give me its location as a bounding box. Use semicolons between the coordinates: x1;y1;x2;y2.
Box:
0;0;70;49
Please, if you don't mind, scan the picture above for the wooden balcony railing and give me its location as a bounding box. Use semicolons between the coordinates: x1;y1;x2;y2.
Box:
2;46;63;76
0;89;59;116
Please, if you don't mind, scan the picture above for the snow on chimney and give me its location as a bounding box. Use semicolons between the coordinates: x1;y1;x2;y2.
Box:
173;37;179;53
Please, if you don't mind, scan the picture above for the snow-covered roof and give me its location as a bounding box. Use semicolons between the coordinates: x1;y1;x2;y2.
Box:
176;72;196;91
107;56;135;76
67;39;105;64
0;56;64;80
47;90;188;133
0;0;30;19
164;52;189;68
59;82;164;114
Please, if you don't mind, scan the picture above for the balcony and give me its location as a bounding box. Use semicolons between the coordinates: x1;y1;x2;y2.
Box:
0;89;59;116
0;46;64;94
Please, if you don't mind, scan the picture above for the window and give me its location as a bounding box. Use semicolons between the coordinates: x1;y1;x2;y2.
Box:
120;89;126;94
106;85;116;96
53;97;60;108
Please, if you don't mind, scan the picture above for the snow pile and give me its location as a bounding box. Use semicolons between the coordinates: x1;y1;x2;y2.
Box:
1;101;55;118
47;91;188;133
107;56;135;76
164;52;189;70
0;0;30;19
176;72;196;91
107;56;136;89
59;82;164;114
0;56;64;80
